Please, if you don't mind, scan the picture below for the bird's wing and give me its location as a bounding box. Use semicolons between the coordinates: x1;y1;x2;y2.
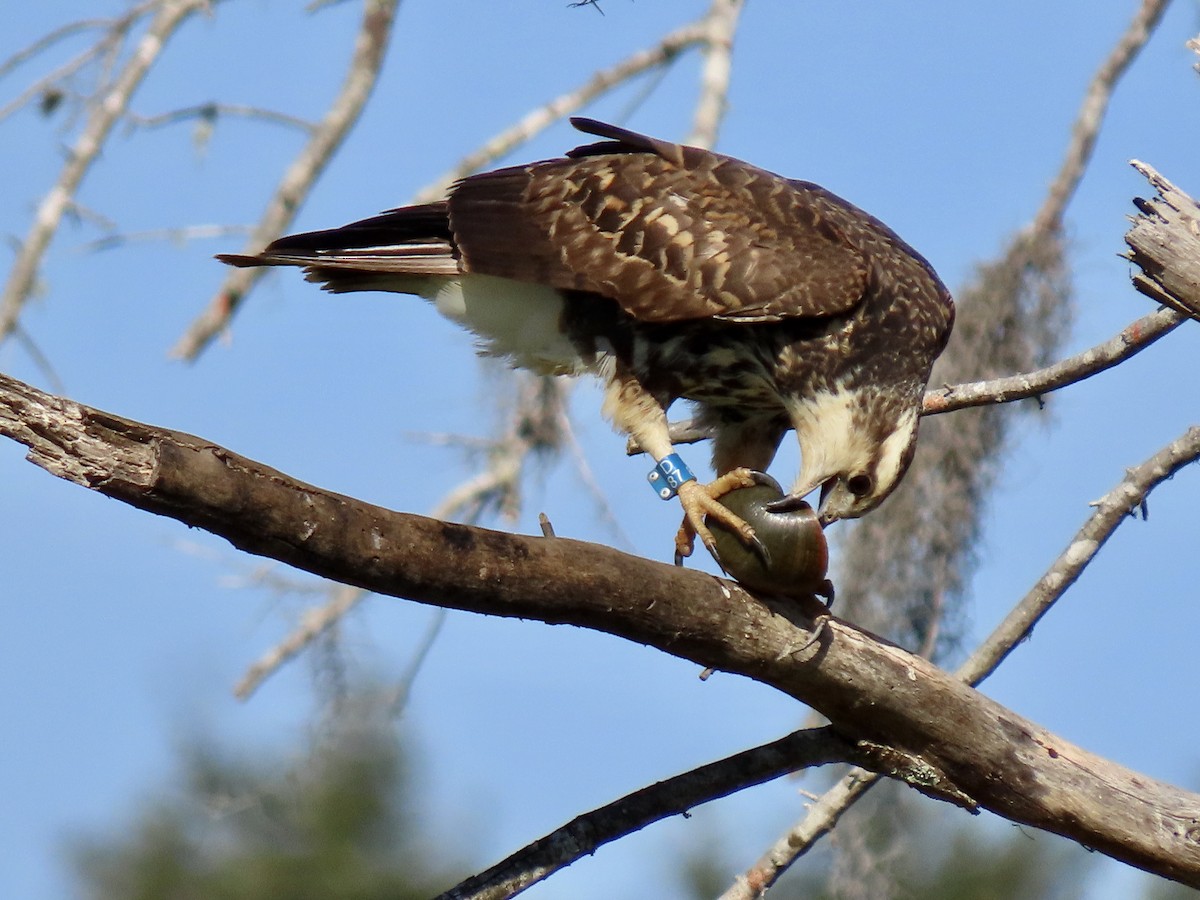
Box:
219;120;873;324
446;117;872;324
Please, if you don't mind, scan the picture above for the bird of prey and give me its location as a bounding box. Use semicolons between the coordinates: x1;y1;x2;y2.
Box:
219;118;954;563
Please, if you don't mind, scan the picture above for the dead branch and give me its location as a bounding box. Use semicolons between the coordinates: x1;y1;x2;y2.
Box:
686;0;743;149
921;303;1187;415
2;370;1199;890
0;2;161;122
0;14;130;81
719;770;878;900
172;0;399;360
436;728;858;900
0;0;210;344
233;583;367;700
410;20;709;204
78;223;251;253
1125;161;1200;321
126;102;316;134
1031;0;1171;236
961;426;1200;682
635;300;1190;455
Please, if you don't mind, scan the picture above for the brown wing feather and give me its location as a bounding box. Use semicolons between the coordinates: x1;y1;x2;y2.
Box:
447;121;870;324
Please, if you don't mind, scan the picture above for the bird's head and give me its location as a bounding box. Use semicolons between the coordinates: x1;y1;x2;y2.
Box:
774;390;920;526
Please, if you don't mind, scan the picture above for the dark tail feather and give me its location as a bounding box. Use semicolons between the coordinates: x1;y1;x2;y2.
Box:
215;201;458;277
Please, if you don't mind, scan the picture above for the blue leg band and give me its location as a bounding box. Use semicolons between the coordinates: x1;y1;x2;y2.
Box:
647;453;696;499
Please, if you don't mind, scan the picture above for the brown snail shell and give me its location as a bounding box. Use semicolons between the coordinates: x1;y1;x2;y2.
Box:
706;473;829;598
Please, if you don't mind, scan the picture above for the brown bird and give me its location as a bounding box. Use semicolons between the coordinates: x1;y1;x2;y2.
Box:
219;118;954;563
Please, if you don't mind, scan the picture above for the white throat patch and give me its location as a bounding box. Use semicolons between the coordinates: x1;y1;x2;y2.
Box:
786;386;870;495
785;387;917;499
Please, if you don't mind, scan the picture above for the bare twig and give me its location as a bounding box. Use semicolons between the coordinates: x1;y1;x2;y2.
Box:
410;20;709;203
172;0;400;360
632;301;1191;455
0;41;107;123
0;0;210;344
8;324;66;393
385;607;446;715
0;16;122;80
921;304;1187;415
429;373;567;523
0;3;161;120
126;102;316;134
960;425;1200;682
686;0;744;149
234;584;367;700
1031;0;1171;235
719;770;878;900
77;223;252;253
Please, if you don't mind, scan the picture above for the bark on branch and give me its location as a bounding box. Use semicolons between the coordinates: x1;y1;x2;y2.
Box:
1125;161;1200;322
2;371;1199;888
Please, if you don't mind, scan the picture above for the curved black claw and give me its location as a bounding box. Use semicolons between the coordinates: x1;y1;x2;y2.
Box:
816;579;836;608
746;530;773;568
747;470;782;489
705;541;731;577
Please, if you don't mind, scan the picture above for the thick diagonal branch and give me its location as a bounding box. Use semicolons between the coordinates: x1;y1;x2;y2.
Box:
2;371;1199;888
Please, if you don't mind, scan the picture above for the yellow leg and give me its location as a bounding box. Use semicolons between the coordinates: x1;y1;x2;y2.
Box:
673;467;765;565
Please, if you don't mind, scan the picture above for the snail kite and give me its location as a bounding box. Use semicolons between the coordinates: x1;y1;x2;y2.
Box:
219;118;955;562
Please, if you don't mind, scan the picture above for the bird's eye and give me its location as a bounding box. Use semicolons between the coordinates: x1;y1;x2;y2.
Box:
846;474;873;497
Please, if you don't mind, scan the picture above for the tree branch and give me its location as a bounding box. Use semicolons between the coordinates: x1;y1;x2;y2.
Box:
961;424;1200;682
126;101;316;134
633;301;1189;454
172;0;399;360
1030;0;1171;236
1125;161;1200;322
409;19;708;204
0;0;210;344
233;583;367;700
435;727;858;900
920;303;1187;415
2;370;1199;889
686;0;743;149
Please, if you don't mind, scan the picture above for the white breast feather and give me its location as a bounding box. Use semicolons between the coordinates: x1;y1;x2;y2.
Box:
429;274;587;375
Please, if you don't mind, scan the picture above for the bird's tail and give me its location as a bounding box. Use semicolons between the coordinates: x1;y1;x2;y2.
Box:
216;202;460;292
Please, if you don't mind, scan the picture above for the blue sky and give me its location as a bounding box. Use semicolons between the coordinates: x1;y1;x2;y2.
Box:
1;2;1198;898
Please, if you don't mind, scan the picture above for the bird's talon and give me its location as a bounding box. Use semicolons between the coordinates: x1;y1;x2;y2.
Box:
747;470;778;488
748;532;772;568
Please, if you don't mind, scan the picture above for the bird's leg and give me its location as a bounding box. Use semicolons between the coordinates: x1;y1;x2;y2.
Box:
604;371;763;566
673;469;771;565
673;416;788;564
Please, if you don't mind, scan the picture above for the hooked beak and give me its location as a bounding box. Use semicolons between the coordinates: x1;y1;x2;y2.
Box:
766;478;836;524
817;478;836;523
